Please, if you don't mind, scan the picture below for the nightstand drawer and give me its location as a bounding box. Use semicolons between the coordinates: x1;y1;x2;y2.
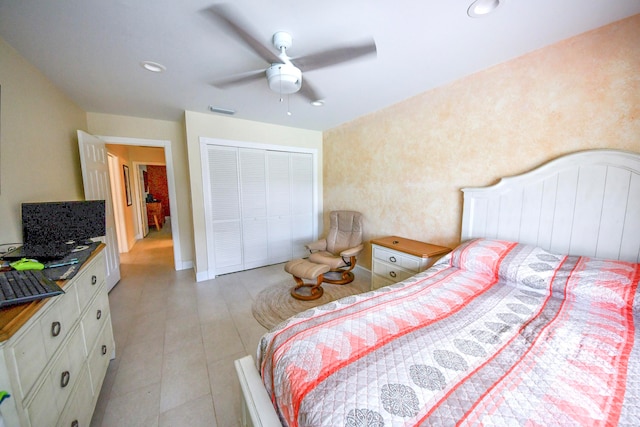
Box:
372;274;395;290
373;247;421;272
372;261;414;283
370;237;450;291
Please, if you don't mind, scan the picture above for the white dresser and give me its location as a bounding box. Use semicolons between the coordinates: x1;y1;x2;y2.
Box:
0;245;115;427
370;236;450;290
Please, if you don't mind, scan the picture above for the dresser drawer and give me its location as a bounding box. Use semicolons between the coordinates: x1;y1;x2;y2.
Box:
25;373;60;427
12;286;80;398
373;246;421;272
26;325;85;427
75;254;106;310
57;366;93;427
81;288;110;352
88;317;114;395
40;284;80;359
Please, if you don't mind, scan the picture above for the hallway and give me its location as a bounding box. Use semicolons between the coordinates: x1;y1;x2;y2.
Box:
90;224;279;426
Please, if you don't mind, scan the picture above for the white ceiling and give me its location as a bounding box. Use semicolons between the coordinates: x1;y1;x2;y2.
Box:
1;0;639;131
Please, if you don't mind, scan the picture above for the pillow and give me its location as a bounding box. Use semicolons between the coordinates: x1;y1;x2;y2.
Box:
442;238;640;309
444;238;519;277
564;257;640;310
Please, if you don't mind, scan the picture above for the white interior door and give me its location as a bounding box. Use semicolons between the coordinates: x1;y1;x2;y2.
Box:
204;145;243;275
239;148;268;269
78;130;121;291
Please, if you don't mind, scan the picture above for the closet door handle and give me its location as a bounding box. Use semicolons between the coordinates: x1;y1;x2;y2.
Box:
61;371;70;388
91;275;97;285
51;321;61;337
102;345;108;356
96;309;102;320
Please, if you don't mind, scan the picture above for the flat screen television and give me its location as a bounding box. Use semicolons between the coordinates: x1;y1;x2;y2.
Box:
22;200;106;246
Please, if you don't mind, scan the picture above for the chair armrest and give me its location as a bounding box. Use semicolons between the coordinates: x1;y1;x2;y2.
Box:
340;244;364;257
305;239;327;252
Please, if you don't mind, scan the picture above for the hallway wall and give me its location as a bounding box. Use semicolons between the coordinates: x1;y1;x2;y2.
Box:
147;165;170;217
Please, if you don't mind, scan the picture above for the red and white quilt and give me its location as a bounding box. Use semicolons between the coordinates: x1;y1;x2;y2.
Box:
258;239;640;426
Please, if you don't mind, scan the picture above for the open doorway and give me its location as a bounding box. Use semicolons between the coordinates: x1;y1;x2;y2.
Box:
98;135;183;271
135;162;169;237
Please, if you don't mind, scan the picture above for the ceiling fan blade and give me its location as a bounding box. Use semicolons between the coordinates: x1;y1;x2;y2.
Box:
292;39;377;72
298;79;324;103
202;4;280;65
211;69;265;89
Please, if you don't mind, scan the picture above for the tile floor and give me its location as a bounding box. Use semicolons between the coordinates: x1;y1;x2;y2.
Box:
89;224;294;427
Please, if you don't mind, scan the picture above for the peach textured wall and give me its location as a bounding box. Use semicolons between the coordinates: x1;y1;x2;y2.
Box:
324;15;640;270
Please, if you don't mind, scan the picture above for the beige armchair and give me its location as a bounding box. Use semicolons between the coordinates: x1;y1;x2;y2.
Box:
306;210;364;284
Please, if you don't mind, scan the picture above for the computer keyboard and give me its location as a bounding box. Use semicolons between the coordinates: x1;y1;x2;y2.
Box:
0;269;64;308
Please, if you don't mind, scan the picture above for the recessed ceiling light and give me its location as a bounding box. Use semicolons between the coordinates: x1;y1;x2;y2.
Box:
141;61;166;73
467;0;503;18
311;100;325;107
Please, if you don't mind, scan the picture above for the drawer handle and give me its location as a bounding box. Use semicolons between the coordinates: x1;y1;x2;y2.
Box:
389;256;397;263
51;321;61;337
91;275;97;285
96;309;102;320
71;421;79;427
102;344;108;355
389;271;397;278
61;370;70;388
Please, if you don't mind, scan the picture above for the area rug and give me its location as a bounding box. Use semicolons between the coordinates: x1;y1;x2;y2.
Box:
252;277;371;330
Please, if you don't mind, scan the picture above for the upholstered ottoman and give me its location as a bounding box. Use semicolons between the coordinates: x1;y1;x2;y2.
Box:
285;259;330;300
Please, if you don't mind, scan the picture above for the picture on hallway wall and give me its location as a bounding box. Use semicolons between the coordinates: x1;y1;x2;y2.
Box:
123;165;132;206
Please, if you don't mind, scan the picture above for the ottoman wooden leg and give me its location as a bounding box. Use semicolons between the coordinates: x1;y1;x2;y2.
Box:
290;274;325;301
286;259;330;301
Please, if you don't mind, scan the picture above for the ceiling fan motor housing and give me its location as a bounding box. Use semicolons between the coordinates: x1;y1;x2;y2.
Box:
267;63;302;94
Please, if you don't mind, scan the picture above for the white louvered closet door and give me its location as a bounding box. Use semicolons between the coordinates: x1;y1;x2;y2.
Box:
203;143;315;277
239;149;269;269
206;146;243;275
290;153;314;258
267;151;292;264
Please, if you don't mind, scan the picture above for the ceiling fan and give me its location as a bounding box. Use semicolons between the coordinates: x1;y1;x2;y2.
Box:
204;4;377;104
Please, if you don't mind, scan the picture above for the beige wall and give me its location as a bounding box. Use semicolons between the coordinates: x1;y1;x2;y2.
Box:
184;111;323;277
324;15;640;270
0;37;88;246
87;113;193;266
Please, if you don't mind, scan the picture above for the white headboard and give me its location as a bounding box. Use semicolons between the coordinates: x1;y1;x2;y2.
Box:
461;149;640;263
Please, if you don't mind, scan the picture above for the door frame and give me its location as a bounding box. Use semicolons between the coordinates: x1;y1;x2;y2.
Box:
98;135;185;271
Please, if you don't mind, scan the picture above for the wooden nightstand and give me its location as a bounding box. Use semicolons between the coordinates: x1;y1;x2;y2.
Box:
370;236;450;290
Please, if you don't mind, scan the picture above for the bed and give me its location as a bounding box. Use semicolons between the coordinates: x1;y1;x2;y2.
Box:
235;149;640;427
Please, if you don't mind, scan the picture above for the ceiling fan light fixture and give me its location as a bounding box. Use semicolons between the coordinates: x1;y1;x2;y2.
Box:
467;0;503;17
267;63;302;94
141;61;166;73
